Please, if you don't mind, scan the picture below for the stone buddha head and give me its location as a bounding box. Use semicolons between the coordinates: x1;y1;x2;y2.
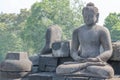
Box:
82;2;99;26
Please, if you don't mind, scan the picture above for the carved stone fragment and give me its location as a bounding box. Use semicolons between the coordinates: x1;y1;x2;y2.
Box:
0;52;32;78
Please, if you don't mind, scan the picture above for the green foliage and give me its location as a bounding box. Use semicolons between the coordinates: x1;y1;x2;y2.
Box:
21;0;84;54
0;1;84;60
104;13;120;41
0;9;30;61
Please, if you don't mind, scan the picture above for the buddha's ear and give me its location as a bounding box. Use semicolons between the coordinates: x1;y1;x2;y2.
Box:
96;13;99;23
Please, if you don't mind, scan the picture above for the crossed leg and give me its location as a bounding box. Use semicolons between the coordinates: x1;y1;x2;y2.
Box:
56;62;114;79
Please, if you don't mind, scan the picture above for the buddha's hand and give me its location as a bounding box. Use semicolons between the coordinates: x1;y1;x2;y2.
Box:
86;62;107;66
71;53;85;62
71;57;85;63
86;58;99;62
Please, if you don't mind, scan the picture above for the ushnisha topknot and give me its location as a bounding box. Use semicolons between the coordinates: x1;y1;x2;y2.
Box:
82;2;99;15
86;2;95;7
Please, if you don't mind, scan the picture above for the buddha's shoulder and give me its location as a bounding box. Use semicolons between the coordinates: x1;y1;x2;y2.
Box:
96;25;109;31
96;25;110;35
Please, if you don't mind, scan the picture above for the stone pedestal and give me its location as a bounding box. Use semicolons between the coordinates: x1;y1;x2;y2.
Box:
0;52;32;79
29;72;55;80
39;55;58;72
28;72;120;80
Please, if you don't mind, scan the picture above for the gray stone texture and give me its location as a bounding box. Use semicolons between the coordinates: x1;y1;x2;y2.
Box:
110;41;120;61
0;77;28;80
39;55;58;72
53;76;66;80
89;78;105;80
108;61;120;75
66;77;88;80
29;72;55;80
58;57;73;65
5;52;28;60
52;41;70;57
56;2;114;79
0;52;32;78
29;54;39;73
41;25;62;54
31;66;39;73
29;54;39;66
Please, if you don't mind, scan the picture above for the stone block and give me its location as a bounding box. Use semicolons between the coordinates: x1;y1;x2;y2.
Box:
66;77;88;80
0;52;32;78
52;41;70;57
28;72;55;80
29;54;39;66
29;54;39;73
6;52;28;60
53;76;66;80
110;41;120;61
53;75;88;80
0;78;21;80
106;78;119;80
0;76;28;80
39;55;58;72
0;71;29;79
31;66;39;73
89;78;105;80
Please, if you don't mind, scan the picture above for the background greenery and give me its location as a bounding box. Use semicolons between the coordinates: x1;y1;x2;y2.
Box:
0;0;119;61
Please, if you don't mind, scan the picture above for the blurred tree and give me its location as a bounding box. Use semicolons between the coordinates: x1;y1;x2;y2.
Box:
0;9;30;60
104;13;120;41
21;0;84;54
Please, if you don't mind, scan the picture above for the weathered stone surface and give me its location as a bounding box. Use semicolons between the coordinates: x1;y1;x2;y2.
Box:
105;75;120;80
29;54;39;73
6;52;29;60
0;52;32;78
0;71;29;79
0;78;21;80
66;77;88;80
29;72;55;80
110;41;120;61
56;2;114;79
89;78;105;80
41;25;62;54
0;60;32;71
108;61;120;75
58;57;73;65
52;76;66;80
0;78;28;80
31;66;39;73
39;54;58;72
52;41;70;57
29;54;39;66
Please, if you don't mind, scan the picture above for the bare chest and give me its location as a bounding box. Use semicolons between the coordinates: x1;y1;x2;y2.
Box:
78;28;100;44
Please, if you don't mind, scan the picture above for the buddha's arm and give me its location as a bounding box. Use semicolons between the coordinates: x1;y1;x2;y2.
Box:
71;29;84;61
97;27;113;62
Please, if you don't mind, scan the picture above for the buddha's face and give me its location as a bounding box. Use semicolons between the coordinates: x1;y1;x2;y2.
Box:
83;9;98;26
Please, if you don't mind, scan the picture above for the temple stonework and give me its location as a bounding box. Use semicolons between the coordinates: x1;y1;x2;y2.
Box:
1;2;120;80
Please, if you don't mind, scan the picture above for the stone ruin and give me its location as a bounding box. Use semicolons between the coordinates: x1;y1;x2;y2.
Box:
0;25;120;80
0;2;120;80
0;52;32;80
41;25;62;54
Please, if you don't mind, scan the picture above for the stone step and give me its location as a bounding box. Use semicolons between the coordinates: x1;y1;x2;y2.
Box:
28;72;55;80
0;77;28;80
28;72;120;80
